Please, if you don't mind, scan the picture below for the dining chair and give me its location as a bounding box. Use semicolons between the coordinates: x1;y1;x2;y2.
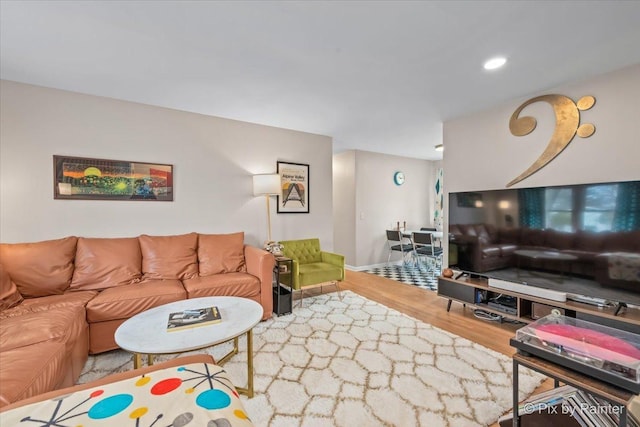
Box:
411;231;444;273
420;227;441;247
385;230;413;266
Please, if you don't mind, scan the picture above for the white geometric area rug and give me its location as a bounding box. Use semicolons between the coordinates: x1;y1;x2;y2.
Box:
79;291;545;427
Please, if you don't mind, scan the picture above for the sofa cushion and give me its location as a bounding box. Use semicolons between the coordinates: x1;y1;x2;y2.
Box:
198;232;246;276
575;230;606;252
460;224;477;237
139;233;198;280
449;224;463;236
86;279;186;322
603;231;640;252
182;273;260;299
0;237;77;297
0;291;96;320
498;228;520;244
475;224;492;245
520;228;546;247
563;250;600;262
0;306;84;352
545;229;576;251
0;341;68;406
71;237;142;291
482;224;499;243
0;264;22;311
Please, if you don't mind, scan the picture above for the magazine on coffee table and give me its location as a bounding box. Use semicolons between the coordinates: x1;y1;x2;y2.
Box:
167;306;221;332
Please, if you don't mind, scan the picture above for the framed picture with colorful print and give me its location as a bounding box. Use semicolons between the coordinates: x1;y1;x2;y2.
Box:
53;155;174;201
277;161;309;213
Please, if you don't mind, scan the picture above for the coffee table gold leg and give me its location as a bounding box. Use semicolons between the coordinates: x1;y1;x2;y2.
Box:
132;353;154;369
233;330;254;398
217;336;240;365
246;329;254;397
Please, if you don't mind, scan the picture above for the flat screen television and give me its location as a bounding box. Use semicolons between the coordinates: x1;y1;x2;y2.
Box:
448;180;640;306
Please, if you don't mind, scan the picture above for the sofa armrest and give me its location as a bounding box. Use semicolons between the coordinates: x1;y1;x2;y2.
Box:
321;251;345;281
450;234;485;271
594;252;640;291
290;259;300;290
244;245;275;320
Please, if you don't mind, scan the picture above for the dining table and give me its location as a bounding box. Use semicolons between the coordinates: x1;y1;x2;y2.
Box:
402;230;444;240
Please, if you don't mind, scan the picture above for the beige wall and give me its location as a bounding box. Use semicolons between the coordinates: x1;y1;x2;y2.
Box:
0;80;335;248
333;149;436;267
444;64;640;193
333;151;356;263
443;63;640;263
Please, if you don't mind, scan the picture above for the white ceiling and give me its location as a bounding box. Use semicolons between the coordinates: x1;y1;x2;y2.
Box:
2;1;640;160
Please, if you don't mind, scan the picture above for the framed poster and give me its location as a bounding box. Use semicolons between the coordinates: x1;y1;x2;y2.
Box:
277;161;309;213
53;155;173;201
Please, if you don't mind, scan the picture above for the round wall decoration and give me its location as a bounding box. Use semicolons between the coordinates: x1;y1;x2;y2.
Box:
393;171;405;186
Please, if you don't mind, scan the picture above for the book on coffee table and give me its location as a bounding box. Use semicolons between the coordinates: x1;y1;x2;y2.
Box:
167;306;221;332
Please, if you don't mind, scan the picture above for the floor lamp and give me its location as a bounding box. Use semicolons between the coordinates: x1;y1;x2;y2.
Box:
252;174;281;243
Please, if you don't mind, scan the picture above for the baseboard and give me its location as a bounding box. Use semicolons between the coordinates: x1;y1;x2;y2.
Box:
346;261;403;271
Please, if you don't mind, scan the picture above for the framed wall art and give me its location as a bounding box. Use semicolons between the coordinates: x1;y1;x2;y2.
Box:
277;161;309;213
457;191;483;208
53;155;174;201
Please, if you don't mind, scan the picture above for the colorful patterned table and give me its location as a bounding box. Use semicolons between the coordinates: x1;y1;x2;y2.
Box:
0;361;253;426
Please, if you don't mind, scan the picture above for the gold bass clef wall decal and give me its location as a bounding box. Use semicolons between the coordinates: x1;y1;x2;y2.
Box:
506;94;596;187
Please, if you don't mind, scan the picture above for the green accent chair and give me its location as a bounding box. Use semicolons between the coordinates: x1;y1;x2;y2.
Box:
278;238;345;301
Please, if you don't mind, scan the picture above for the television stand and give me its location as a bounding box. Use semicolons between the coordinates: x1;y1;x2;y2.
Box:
438;275;640;332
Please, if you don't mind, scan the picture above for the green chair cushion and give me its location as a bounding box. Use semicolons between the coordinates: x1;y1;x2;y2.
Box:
298;263;343;288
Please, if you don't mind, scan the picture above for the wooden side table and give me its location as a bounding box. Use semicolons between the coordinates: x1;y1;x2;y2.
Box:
273;257;293;316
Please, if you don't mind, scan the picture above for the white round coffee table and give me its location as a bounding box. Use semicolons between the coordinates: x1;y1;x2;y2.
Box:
115;296;263;397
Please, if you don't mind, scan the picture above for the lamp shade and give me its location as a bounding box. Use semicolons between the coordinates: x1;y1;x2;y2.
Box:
253;174;281;196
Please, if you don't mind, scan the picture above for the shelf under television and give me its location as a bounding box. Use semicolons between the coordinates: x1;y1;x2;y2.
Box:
438;275;640;330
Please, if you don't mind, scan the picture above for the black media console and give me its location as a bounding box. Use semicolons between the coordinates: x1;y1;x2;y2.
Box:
438;275;640;333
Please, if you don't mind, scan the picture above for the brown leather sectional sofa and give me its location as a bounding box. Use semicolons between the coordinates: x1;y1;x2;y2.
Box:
449;224;640;290
0;232;274;407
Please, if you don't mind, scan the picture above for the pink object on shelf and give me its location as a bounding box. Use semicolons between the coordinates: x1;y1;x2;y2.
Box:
534;323;640;364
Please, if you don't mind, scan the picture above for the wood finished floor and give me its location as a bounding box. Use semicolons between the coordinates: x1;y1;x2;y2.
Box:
306;270;523;355
299;269;553;426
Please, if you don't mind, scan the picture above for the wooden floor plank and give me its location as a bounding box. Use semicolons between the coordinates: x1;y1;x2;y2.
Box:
338;270;523;354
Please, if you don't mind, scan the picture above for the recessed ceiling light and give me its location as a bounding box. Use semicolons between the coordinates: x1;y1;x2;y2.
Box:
484;57;507;70
435;144;444;152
